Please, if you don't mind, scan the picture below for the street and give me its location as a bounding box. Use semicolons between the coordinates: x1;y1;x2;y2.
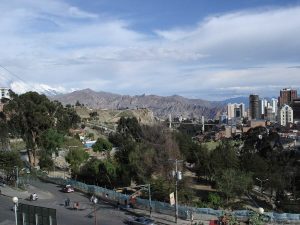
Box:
0;180;131;225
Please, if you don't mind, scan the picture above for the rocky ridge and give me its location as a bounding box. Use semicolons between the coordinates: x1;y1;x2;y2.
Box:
51;89;226;119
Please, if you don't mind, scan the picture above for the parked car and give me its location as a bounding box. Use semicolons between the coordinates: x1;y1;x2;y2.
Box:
126;216;155;225
62;185;74;193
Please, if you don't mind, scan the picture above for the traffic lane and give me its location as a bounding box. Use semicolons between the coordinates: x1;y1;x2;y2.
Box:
23;180;129;225
0;195;15;224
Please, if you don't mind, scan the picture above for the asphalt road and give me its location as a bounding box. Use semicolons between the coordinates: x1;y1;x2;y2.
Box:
0;180;131;225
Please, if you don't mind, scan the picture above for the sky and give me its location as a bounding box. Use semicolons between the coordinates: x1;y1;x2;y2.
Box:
0;0;300;100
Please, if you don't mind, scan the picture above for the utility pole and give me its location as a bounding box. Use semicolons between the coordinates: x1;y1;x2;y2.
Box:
201;116;205;133
148;184;152;217
170;159;183;223
91;196;98;225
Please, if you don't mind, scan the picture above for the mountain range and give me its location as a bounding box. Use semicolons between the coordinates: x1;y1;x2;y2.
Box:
51;89;249;119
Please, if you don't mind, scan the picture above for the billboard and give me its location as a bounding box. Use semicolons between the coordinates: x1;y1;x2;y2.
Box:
17;203;57;225
169;192;175;206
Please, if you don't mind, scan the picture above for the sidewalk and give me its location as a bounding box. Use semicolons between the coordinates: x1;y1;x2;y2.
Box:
0;185;30;200
0;184;53;201
122;206;213;225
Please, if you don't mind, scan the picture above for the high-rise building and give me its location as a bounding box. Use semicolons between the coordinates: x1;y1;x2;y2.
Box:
259;98;268;118
249;94;259;120
279;104;293;126
270;98;278;116
291;98;300;123
279;88;297;107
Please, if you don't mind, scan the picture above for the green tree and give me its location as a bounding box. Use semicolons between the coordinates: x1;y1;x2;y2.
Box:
75;100;81;106
4;92;80;166
216;169;253;203
207;193;222;208
210;141;239;176
38;151;54;171
52;101;81;133
0;112;9;151
92;137;112;152
40;128;64;155
0;151;22;183
117;117;143;140
65;148;89;177
5;92;55;166
128;143;156;183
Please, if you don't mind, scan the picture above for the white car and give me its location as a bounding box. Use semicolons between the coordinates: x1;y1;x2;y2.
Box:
63;185;74;193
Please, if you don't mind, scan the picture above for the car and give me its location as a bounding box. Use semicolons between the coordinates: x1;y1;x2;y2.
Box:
62;185;74;193
126;216;155;225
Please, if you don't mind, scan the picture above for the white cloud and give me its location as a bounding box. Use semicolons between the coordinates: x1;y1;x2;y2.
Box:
0;1;299;99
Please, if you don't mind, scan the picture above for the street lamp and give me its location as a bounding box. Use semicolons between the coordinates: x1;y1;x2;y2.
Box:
256;178;269;194
91;196;98;225
12;196;18;225
170;159;183;224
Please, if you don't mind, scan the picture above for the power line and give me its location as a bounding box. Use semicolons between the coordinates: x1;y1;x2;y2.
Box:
0;64;48;94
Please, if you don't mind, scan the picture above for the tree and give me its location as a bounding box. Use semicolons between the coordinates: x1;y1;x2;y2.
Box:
92;137;112;152
117;117;143;140
0;151;22;183
65;148;89;177
216;169;253;203
40;128;64;156
0;112;9;151
4;92;80;166
52;101;81;133
207;193;222;208
78;158;119;187
5;92;55;166
75;100;81;107
128;143;156;183
38;151;54;171
210;141;239;176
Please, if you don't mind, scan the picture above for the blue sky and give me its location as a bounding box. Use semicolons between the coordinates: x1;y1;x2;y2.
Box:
0;0;300;100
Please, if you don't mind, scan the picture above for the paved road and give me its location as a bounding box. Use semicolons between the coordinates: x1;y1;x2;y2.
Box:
0;180;131;225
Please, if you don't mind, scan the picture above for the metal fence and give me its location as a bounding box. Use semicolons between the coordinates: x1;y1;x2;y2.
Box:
32;175;300;223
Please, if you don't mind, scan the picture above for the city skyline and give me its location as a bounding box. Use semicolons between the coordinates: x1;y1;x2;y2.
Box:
0;0;300;100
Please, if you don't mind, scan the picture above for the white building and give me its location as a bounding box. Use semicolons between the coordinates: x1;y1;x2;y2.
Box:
227;103;246;119
271;98;278;116
0;87;10;100
279;104;293;126
259;98;268;117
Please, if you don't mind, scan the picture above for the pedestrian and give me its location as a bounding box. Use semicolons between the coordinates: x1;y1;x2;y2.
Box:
90;195;95;202
73;202;79;210
67;198;70;206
